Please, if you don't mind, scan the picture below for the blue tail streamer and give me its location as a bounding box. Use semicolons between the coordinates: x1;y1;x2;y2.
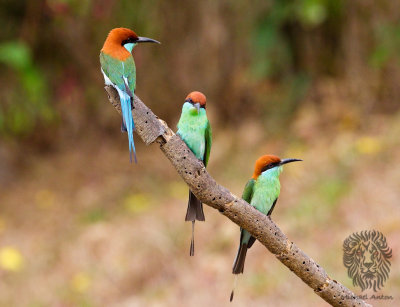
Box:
119;92;137;163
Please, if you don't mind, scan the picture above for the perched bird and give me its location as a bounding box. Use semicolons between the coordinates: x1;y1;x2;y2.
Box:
177;91;212;256
230;154;301;301
100;28;160;163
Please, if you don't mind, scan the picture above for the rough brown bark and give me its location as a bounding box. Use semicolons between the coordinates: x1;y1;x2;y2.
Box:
104;86;371;307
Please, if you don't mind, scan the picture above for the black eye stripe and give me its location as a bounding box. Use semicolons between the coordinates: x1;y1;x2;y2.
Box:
261;162;280;173
121;37;137;46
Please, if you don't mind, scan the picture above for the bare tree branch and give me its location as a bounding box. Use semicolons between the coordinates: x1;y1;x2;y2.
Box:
104;86;371;307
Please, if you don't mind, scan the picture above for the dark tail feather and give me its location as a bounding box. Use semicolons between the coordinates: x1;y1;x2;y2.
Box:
186;191;205;256
230;275;239;302
247;236;256;249
190;221;195;256
232;243;248;274
185;190;205;221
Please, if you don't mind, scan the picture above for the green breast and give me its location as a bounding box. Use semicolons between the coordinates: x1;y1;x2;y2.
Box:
250;167;282;214
177;102;209;160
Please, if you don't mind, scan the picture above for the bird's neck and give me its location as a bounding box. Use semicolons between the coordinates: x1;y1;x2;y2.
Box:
255;166;282;181
102;39;132;61
124;43;136;53
181;102;206;118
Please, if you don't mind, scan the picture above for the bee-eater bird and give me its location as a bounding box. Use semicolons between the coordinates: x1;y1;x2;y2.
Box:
177;91;212;256
100;28;160;163
230;154;301;301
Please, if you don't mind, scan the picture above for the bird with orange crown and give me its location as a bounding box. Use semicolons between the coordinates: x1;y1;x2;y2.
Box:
230;154;301;301
177;91;212;256
100;28;159;163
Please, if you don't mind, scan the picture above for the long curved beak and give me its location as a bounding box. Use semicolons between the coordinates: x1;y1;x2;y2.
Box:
279;158;302;165
194;103;200;114
137;36;161;44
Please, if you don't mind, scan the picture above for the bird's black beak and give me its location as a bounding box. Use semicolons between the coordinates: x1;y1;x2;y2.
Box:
137;36;161;44
279;158;302;165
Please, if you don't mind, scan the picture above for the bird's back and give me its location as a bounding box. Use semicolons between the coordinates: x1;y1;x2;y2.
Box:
100;52;136;93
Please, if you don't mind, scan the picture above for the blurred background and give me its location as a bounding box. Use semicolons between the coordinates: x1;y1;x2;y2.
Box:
0;0;399;306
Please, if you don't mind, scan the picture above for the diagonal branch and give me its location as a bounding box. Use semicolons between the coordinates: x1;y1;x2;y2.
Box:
104;86;370;307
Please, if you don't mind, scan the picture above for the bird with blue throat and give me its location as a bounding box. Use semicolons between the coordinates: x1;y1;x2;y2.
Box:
230;154;302;301
177;91;212;256
100;27;160;163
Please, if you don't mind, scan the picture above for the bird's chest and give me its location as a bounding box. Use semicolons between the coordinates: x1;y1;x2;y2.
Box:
250;174;280;214
177;119;207;160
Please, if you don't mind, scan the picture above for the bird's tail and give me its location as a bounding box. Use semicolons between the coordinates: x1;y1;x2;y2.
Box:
230;242;248;301
185;190;205;221
120;94;137;163
232;242;248;274
230;275;239;302
190;221;195;256
185;190;205;256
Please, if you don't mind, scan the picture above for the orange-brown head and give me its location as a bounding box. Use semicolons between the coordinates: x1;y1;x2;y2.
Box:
185;91;207;109
252;155;302;179
101;27;160;61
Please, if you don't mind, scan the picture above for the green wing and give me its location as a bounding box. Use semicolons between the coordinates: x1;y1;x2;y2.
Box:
203;120;212;167
240;178;256;247
242;178;255;204
100;52;136;94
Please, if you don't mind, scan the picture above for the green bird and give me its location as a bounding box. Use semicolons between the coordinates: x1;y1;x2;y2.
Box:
100;27;159;163
177;91;212;256
230;154;301;301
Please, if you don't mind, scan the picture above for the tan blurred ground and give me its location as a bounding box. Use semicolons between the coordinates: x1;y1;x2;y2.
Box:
1;96;399;306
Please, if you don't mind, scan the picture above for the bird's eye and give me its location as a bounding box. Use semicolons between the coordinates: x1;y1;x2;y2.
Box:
122;37;136;45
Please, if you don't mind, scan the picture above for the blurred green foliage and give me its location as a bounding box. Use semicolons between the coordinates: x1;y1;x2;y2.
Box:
251;0;343;77
249;0;345;134
370;23;400;68
0;0;399;141
0;40;54;136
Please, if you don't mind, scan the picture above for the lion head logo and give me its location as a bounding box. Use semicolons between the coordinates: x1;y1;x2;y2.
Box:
343;230;392;291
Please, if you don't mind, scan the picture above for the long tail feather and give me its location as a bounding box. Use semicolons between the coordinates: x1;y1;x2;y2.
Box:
186;191;205;256
121;120;128;132
230;275;239;302
119;93;137;163
190;221;195;256
231;230;250;300
232;243;248;274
